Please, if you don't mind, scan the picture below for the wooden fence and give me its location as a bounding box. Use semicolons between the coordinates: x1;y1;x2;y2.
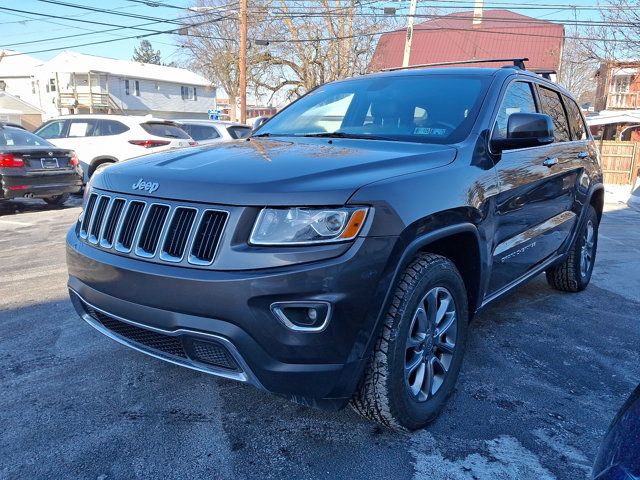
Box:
598;141;640;185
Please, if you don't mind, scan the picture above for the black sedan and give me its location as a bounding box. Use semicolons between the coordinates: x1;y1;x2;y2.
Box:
593;384;640;479
0;124;82;205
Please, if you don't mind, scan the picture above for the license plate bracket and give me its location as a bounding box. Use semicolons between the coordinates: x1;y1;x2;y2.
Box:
41;158;59;169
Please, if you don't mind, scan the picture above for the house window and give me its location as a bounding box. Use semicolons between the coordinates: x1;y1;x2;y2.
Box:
47;78;56;93
134;80;140;96
181;86;196;100
613;75;632;93
125;79;130;95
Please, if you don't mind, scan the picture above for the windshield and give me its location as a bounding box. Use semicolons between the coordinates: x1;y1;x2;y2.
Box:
256;74;491;144
0;127;54;148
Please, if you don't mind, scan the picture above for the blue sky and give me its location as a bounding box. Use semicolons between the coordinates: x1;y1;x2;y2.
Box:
1;0;603;63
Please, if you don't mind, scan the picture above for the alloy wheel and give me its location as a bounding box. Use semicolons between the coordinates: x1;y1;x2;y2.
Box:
404;287;457;402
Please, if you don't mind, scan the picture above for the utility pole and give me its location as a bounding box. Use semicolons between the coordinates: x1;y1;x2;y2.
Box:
239;0;248;124
402;0;418;67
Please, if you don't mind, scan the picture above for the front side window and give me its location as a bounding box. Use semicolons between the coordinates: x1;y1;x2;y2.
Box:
493;82;537;139
563;95;587;141
538;87;570;142
256;74;491;144
35;120;66;139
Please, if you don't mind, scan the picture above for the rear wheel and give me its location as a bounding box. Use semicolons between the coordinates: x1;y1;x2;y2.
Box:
89;160;115;177
351;253;468;430
546;206;599;292
43;193;69;206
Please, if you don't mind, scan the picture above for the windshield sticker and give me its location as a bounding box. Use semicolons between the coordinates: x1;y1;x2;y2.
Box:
414;127;448;136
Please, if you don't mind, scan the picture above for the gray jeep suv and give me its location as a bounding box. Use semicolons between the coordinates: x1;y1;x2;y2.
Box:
66;63;603;430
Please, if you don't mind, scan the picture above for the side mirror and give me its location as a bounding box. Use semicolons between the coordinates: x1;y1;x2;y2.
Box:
252;116;270;132
491;113;555;152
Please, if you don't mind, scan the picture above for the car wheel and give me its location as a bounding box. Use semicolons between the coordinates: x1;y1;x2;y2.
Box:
43;193;70;206
351;253;469;430
90;160;114;177
546;205;598;292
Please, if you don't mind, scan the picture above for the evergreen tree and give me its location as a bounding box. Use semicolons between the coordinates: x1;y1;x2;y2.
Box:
132;40;163;65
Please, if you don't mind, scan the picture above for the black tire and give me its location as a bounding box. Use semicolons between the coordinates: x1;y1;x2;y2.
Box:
546;206;599;292
89;160;114;177
351;253;469;430
43;193;70;206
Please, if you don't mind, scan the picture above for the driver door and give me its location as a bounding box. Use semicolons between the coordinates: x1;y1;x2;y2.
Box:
488;81;579;294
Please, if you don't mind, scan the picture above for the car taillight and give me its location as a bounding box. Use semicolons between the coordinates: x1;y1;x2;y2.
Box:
0;153;24;168
128;140;171;148
69;151;80;167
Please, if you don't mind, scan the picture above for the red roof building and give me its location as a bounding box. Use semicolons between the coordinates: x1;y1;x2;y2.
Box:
369;10;565;73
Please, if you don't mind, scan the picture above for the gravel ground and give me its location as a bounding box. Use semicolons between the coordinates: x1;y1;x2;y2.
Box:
1;196;638;480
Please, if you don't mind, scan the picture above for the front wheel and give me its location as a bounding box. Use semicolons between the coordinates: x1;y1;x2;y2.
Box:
43;193;69;206
351;253;469;430
546;205;599;292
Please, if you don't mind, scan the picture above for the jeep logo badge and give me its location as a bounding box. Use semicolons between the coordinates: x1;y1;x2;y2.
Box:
132;178;159;194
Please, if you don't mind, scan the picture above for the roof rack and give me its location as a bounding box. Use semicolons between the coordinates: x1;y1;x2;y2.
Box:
382;58;529;72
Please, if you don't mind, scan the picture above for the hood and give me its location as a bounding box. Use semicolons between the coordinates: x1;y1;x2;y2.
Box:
92;137;457;206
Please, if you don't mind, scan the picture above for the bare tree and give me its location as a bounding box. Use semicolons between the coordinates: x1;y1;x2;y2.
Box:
581;0;640;60
179;0;399;105
178;1;270;112
558;37;597;103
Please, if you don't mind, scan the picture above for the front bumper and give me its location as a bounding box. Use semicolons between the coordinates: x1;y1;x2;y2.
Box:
1;171;82;199
67;227;396;407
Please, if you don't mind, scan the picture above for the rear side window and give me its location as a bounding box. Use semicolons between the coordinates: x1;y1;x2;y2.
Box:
35;120;66;139
227;126;252;139
68;119;99;138
0;127;53;147
562;96;588;140
493;82;537;139
141;122;190;139
95;120;130;136
538;87;570;142
181;124;221;141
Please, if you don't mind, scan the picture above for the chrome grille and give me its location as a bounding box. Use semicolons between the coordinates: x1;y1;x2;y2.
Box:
79;192;228;267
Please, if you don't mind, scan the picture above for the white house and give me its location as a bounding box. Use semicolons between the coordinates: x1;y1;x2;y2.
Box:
0;50;216;122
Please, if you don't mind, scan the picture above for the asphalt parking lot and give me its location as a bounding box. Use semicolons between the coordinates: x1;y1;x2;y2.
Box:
1;196;639;480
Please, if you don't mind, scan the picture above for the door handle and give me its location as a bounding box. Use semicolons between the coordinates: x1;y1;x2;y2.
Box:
543;157;558;167
577;151;589;159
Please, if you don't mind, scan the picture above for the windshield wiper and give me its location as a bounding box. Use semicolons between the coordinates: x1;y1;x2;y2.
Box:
301;132;395;141
251;132;271;137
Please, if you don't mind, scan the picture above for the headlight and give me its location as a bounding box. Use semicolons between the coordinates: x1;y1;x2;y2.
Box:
249;207;369;245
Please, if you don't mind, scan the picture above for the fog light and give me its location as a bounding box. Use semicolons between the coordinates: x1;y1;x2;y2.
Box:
270;301;332;333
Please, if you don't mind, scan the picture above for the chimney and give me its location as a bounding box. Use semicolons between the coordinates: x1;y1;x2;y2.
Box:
473;0;484;25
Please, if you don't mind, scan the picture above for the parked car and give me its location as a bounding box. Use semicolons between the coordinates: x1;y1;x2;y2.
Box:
34;115;195;182
593;384;640;479
175;119;252;145
66;62;603;430
0;124;82;205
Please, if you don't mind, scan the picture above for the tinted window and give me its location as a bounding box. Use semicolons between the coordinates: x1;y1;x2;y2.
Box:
563;95;587;140
538;87;570;142
95;120;130;136
68;119;99;138
227;125;252;139
35;120;66;139
0;127;53;147
180;124;221;141
493;82;537;139
257;75;491;144
141;122;190;139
